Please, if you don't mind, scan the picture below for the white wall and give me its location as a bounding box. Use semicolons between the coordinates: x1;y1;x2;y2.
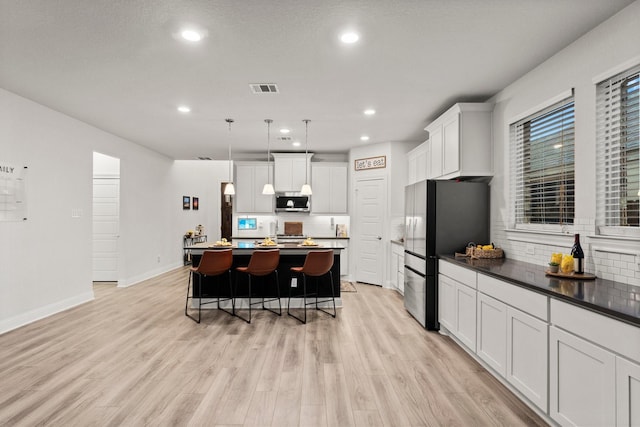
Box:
170;160;230;250
488;1;640;285
0;87;183;333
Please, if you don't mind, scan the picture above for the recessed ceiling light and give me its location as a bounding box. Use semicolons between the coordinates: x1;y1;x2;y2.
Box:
360;135;370;141
341;32;360;44
177;105;191;113
364;109;376;116
292;141;301;147
280;128;290;134
181;29;203;42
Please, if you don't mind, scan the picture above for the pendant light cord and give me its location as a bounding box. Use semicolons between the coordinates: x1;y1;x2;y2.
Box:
265;119;272;184
226;118;234;183
303;119;310;184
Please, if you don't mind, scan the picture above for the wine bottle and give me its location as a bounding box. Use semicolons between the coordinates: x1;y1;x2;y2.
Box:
570;233;584;274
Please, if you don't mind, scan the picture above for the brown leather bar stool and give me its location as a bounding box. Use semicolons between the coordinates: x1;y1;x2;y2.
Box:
235;249;281;324
288;249;336;324
185;249;234;323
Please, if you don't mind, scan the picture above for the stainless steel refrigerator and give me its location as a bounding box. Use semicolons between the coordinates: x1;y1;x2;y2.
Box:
404;180;489;330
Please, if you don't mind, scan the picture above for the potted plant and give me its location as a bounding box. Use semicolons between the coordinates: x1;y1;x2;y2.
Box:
548;262;560;273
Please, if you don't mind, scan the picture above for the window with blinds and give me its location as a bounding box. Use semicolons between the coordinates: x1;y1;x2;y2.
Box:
596;65;640;234
510;97;575;228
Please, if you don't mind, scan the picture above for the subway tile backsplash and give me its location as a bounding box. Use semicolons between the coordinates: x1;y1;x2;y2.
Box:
492;217;639;287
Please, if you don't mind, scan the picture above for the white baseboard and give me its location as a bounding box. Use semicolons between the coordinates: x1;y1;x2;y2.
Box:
0;291;95;335
118;262;182;288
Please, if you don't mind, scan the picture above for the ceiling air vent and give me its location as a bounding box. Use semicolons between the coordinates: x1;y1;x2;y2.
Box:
197;156;212;160
277;136;292;142
250;83;279;94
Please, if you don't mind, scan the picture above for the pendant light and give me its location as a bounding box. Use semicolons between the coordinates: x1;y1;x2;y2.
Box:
262;119;275;195
300;119;312;195
223;118;235;195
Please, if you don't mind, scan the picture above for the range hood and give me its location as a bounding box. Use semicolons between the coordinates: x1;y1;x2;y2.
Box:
275;193;310;212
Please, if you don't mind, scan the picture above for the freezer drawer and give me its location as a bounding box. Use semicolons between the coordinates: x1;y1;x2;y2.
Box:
404;266;426;327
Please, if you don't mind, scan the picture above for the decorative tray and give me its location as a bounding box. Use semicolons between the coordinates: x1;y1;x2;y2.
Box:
545;270;597;280
298;243;320;247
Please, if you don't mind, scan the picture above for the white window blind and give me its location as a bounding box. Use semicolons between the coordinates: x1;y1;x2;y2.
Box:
596;65;640;233
510;97;575;228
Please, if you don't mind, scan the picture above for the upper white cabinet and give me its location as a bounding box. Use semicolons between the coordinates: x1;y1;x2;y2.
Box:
406;142;429;185
234;162;273;213
424;103;493;180
272;153;313;192
311;162;348;214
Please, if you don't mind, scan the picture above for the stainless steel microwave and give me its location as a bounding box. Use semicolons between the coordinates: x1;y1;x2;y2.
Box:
275;193;310;212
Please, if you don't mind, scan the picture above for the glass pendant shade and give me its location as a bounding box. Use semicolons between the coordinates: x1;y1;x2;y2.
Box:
300;183;312;195
262;183;275;195
224;182;235;195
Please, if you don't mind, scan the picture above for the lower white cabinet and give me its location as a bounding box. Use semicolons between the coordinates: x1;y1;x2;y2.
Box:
616;356;640;427
438;274;456;332
550;326;616;427
476;292;507;376
455;282;476;351
476;293;548;412
506;306;548;412
437;272;476;351
390;242;404;293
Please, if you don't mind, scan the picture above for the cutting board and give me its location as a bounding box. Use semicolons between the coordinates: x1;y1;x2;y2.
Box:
284;221;303;236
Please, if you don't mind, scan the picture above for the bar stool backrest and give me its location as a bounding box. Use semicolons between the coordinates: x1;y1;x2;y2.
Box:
301;250;334;276
246;249;280;276
196;249;233;276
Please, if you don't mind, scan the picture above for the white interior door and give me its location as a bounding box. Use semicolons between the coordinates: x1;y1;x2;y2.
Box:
355;178;385;285
93;177;120;281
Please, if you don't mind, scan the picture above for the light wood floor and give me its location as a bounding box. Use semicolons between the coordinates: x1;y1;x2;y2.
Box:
0;267;547;426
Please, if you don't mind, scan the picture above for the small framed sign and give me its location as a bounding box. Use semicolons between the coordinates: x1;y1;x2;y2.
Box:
183;196;191;210
354;155;386;171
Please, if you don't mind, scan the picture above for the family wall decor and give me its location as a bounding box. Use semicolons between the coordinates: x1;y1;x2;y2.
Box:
183;196;199;210
0;163;27;221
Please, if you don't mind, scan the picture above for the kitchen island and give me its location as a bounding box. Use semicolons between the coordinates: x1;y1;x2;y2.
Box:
185;241;345;303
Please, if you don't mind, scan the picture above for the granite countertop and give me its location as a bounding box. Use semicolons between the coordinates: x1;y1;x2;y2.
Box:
186;241;346;251
231;236;350;240
439;254;640;327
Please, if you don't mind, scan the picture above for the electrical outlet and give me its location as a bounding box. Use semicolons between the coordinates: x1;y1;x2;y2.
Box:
291;277;298;288
157;255;161;263
526;244;535;255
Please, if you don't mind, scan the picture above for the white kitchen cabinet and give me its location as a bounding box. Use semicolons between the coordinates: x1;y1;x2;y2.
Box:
438;261;477;351
616;356;640;427
476;292;507;376
455;281;477;351
429;127;443;179
390;242;404;293
424;103;493;180
311;162;347;213
438;274;456;332
406;142;428;185
550;326;616;427
235;162;273;213
506;306;548;412
272;153;312;192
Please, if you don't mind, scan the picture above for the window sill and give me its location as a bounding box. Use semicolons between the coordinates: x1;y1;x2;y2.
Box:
504;228;574;246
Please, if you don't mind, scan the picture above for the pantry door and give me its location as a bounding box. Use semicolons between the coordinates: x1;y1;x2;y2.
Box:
92;152;120;282
355;177;385;285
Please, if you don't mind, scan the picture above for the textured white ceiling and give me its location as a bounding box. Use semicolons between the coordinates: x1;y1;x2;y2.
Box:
0;0;634;160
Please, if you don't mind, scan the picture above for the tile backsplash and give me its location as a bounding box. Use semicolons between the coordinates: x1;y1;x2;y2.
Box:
233;213;350;239
492;217;640;287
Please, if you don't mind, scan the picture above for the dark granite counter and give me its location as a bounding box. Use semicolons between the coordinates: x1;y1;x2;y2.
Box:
439;255;640;327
